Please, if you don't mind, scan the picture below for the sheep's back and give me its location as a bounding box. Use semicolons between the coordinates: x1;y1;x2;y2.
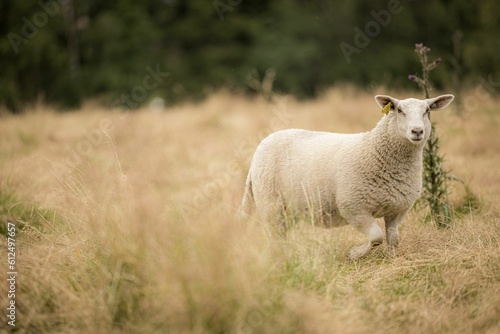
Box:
250;129;361;219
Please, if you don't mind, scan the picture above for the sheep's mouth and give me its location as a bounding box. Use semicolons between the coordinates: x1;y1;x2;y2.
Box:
409;136;424;143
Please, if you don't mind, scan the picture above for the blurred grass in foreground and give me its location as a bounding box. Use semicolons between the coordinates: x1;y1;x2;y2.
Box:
0;88;499;333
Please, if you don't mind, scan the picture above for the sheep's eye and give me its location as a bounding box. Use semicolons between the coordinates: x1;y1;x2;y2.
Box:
397;107;403;114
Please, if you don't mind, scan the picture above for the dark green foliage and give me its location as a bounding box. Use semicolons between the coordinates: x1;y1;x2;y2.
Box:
1;0;500;111
422;123;452;228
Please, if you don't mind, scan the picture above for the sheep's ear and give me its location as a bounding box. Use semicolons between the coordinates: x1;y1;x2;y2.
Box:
375;95;398;110
426;94;454;111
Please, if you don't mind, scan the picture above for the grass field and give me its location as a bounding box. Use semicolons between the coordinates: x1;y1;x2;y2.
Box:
1;88;499;333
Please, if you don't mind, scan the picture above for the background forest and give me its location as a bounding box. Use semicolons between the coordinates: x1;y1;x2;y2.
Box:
2;0;500;111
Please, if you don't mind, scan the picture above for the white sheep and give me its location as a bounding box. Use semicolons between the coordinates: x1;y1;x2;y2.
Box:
241;94;454;259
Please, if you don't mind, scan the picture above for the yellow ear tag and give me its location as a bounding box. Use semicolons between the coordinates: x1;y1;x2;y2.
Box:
381;102;391;115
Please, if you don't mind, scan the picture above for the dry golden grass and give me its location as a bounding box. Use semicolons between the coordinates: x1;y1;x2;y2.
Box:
1;88;499;333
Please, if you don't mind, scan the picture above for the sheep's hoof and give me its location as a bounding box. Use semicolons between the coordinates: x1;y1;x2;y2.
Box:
348;241;382;261
386;245;398;258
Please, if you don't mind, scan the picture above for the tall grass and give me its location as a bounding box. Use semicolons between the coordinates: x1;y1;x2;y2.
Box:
1;89;500;333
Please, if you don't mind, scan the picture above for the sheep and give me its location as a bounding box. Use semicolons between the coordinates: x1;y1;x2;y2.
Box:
241;94;454;260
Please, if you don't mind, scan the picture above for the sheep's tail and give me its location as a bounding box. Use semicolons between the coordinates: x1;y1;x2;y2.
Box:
239;173;254;218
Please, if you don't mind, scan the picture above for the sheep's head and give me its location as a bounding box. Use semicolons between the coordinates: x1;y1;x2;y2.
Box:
375;94;454;145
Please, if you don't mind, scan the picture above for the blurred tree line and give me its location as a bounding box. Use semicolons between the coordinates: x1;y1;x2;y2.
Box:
1;0;499;112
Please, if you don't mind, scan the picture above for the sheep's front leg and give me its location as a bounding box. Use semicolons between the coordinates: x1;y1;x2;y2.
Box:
348;215;384;260
384;209;410;254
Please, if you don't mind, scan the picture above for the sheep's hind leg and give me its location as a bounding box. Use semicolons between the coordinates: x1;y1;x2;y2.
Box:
348;216;384;260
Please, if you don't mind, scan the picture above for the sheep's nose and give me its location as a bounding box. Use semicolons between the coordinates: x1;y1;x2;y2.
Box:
411;127;424;136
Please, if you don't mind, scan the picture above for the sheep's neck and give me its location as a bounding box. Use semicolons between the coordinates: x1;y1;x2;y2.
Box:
369;115;424;167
